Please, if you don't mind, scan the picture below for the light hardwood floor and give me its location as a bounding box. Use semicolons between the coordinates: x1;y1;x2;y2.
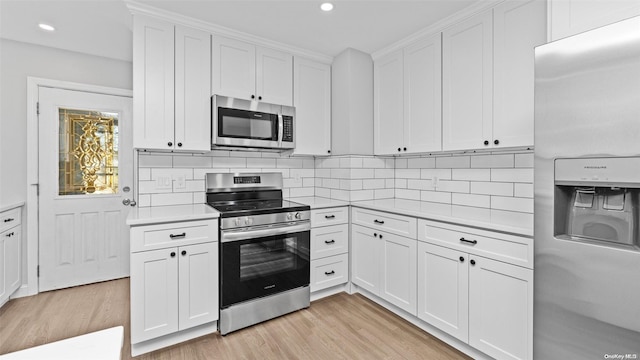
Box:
0;279;470;359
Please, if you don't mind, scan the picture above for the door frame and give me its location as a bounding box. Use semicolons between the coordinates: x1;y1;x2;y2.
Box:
22;77;133;297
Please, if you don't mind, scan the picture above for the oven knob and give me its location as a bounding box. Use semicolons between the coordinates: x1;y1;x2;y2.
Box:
295;212;301;219
286;213;293;221
245;217;253;226
235;218;242;226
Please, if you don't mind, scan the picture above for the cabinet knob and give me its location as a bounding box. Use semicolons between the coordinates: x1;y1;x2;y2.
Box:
181;250;187;256
379;234;383;239
177;142;182;147
258;96;262;100
459;256;464;262
403;147;407;151
327;150;331;154
483;140;489;146
470;259;476;266
374;233;378;237
494;139;500;145
170;252;176;258
251;95;255;99
397;147;401;152
168;141;173;147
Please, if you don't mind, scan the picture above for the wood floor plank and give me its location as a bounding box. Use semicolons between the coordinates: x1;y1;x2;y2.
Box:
0;279;470;359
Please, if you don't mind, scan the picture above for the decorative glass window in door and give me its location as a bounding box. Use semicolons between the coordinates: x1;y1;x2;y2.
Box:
58;108;119;195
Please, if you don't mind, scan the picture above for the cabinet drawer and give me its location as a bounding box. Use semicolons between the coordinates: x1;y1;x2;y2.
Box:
352;207;417;239
311;224;348;260
131;219;218;253
1;207;21;233
418;219;532;269
310;253;349;292
311;207;348;227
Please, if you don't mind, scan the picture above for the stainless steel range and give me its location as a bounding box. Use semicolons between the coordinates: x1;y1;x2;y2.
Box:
206;172;311;335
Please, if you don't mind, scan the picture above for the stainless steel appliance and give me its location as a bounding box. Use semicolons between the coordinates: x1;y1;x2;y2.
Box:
534;16;640;359
212;95;295;151
206;172;310;335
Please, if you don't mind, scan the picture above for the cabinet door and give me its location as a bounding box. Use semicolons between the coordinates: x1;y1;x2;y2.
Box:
174;25;211;152
293;57;331;155
133;15;175;150
5;227;21;296
404;34;442;153
351;224;382;295
493;0;546;149
256;47;293;106
212;35;256;100
380;232;417;315
469;256;533;360
178;242;218;330
131;248;179;344
374;50;404;155
550;0;640;41
417;242;469;342
442;11;493;151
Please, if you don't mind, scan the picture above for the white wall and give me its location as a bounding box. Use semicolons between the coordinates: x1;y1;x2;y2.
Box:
0;38;132;286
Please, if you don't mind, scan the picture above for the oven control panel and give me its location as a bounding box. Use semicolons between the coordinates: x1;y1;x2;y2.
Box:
221;210;311;230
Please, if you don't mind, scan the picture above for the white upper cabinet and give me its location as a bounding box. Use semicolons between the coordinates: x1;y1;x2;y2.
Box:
493;0;546;149
374;50;404;155
403;35;442;154
133;15;211;152
293;57;332;156
374;33;442;155
212;35;293;106
442;10;493;152
549;0;640;41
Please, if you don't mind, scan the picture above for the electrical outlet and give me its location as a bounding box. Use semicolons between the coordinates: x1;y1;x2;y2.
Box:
432;176;439;190
174;175;186;190
156;176;172;190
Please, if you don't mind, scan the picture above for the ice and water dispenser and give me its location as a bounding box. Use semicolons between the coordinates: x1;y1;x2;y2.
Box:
554;157;640;249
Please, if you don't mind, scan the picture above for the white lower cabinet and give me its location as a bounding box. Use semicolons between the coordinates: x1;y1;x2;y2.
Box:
309;206;349;295
0;206;22;308
352;222;417;315
130;219;218;355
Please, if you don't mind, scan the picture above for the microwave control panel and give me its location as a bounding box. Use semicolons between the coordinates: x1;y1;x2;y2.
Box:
282;116;293;142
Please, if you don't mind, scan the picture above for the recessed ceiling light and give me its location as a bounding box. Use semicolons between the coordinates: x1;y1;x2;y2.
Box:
38;23;55;32
320;2;334;12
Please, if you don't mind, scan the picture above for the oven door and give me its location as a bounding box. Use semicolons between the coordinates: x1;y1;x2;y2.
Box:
220;222;310;308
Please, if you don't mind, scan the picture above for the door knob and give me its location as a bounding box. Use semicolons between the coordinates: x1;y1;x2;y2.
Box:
123;199;137;207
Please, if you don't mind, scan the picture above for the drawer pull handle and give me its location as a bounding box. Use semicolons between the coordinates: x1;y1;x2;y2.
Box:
6;232;14;237
374;219;385;224
170;233;186;239
4;218;14;223
325;270;335;276
460;237;478;245
324;239;335;244
324;215;336;219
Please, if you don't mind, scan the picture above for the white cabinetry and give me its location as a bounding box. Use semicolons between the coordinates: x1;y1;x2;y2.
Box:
442;10;493;152
133;15;211;152
443;1;545;151
309;207;349;295
351;208;417;315
374;34;442;155
129;219;218;356
293;57;332;156
549;0;640;41
212;35;293;106
418;219;533;360
0;206;22;307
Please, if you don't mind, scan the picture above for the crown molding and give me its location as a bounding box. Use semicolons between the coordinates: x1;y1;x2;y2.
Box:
371;0;505;61
124;0;334;64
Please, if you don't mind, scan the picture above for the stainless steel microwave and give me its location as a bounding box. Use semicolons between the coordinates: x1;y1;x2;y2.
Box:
212;95;295;151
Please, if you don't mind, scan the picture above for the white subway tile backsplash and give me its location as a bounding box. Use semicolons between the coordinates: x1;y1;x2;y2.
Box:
408;157;436;169
363;157;387;168
291;168;314;179
437;180;470;193
395;178;407;188
452;169;491;181
139;180;170;194
421;169;452;180
491;168;534;183
303;178;315;187
172;155;212;168
363;179;385;190
209;150;230;157
138;194;151;207
436;156;470;169
315;187;331;198
351;190;375;201
152;168;193;181
276;158;304;168
151;193;193;207
396;158;408;169
471;182;514;196
315;168;331;178
351;168;375;179
331;169;350;179
230;151;261;158
211;157;246;168
396;188;421;200
375;189;395;199
452;205;491;223
139;154;172;168
375;169;395;179
407;179;433;191
470;154;514;168
395;169;421;179
515;153;534;168
491;196;534;213
290;187;315;197
331;189;350;201
421;191;452;204
490;209;533;229
139;168;151;181
283;178;303;188
193;192;206;204
303;159;315;168
246;158;276;168
385;179;395;188
452;193;491;208
514;183;534;198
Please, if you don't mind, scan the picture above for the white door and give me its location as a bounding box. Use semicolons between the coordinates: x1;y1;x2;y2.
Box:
38;87;133;292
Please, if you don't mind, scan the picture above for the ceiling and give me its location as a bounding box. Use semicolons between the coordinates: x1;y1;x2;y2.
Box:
0;0;479;62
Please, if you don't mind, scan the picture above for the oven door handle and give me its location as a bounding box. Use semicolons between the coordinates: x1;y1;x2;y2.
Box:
221;222;310;243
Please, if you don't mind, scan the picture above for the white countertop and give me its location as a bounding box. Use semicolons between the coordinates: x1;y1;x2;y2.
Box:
126;204;219;226
0;202;25;213
351;198;533;237
0;326;123;360
288;196;350;209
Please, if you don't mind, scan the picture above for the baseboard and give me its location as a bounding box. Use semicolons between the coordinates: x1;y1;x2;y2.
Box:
131;321;218;357
310;283;350;302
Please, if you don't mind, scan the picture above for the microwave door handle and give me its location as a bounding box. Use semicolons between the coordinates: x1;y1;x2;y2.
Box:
277;113;284;147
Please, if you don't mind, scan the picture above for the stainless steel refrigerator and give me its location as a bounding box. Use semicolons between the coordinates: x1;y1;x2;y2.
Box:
534;16;640;359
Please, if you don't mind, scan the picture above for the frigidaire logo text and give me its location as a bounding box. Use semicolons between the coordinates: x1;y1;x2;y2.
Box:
584;165;607;169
